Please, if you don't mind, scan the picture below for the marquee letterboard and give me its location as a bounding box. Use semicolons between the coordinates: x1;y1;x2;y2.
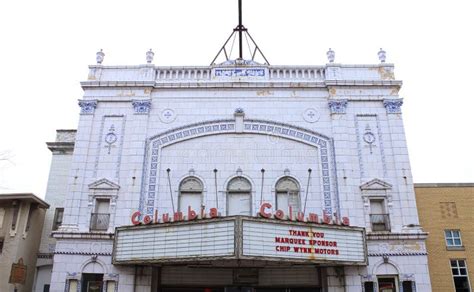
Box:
113;217;366;265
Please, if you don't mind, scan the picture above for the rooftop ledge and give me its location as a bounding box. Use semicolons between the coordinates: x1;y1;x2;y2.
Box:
83;63;400;87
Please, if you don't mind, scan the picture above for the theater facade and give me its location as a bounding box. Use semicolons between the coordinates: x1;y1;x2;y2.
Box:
48;47;431;291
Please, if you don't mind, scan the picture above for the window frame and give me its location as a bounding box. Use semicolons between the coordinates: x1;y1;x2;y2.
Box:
451;259;471;292
445;229;464;249
369;198;391;232
226;176;252;216
275;176;301;215
52;208;65;231
178;177;204;213
90;198;111;232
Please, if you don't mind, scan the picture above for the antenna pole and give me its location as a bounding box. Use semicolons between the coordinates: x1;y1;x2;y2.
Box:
238;0;243;59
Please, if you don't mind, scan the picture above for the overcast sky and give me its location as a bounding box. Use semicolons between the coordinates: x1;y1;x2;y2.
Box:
0;0;473;198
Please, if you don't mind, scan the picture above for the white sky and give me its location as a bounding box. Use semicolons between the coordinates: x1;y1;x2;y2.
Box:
0;0;473;198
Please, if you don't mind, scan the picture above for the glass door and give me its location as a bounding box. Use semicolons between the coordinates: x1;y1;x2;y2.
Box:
378;277;398;292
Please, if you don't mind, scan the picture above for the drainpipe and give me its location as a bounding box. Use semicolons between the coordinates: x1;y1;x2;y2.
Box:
133;266;138;292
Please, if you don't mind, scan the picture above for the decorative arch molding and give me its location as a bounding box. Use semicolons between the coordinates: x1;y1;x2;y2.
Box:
371;258;402;276
141;119;339;216
80;257;108;274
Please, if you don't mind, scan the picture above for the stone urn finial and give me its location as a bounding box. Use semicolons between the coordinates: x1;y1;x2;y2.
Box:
327;48;335;63
378;48;386;63
146;49;154;64
96;49;105;64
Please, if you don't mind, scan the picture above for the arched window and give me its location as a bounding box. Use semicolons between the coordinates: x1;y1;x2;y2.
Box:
276;177;300;216
178;177;203;213
226;177;252;216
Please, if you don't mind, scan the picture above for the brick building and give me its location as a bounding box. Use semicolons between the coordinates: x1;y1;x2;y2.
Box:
415;183;474;292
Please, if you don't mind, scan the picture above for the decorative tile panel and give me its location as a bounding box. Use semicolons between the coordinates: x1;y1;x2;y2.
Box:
132;100;151;114
214;68;266;78
328;100;348;114
78;100;98;115
383;99;403;114
142;119;335;216
94;115;126;180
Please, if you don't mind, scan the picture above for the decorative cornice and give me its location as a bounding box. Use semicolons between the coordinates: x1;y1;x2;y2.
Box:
78;100;98;115
383;99;403;114
46;142;75;154
360;178;393;191
55;251;112;256
328;100;348;114
368;252;427;257
88;178;120;190
132;99;151;114
37;253;54;259
367;232;428;241
52;231;114;240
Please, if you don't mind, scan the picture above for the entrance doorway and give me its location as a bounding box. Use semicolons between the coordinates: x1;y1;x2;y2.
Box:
161;288;320;292
378;277;398;292
81;273;103;292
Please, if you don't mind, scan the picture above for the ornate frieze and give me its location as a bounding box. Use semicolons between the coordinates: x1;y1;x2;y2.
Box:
328;100;348;114
132;100;151;114
78;100;98;115
383;99;403;114
214;68;265;78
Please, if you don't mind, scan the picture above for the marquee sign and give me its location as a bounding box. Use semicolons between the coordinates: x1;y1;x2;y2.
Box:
113;217;366;265
242;220;365;263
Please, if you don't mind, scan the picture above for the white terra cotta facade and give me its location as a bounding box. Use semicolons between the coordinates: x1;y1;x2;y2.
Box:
47;59;431;292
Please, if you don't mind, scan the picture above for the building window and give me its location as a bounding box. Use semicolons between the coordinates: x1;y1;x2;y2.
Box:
363;281;375;292
178;177;203;213
446;230;463;247
451;259;471;292
106;281;116;292
402;281;415;292
52;208;64;231
227;177;252;216
275;177;300;216
369;199;390;232
0;238;4;254
67;279;78;292
90;199;110;231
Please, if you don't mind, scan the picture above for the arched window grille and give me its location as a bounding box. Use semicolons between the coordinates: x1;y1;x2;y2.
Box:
276;177;301;216
178;177;203;213
226;177;252;216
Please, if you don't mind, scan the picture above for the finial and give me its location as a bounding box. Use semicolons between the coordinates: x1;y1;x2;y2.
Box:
327;48;335;63
378;48;386;63
234;108;244;114
146;49;154;64
236;167;243;176
96;49;105;65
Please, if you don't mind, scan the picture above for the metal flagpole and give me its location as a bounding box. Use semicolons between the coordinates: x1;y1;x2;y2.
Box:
166;168;175;213
303;168;312;214
214;169;219;209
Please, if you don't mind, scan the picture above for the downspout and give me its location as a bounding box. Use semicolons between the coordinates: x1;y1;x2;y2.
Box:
133;266;138;292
